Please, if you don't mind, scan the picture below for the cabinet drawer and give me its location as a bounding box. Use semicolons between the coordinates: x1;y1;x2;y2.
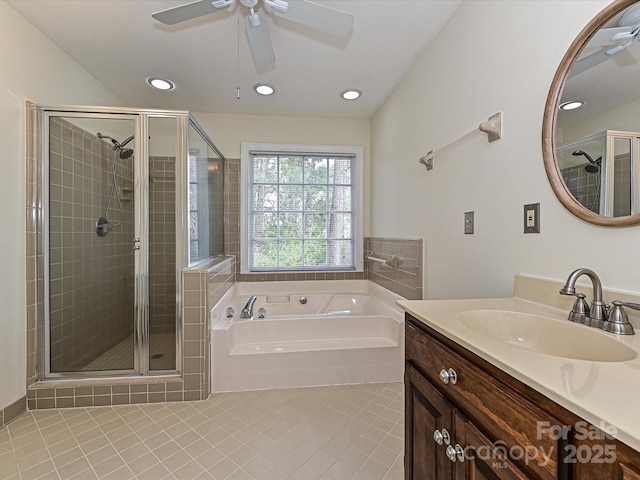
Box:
406;318;568;480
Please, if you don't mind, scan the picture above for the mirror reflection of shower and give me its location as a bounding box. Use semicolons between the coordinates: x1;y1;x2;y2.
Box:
95;132;135;237
557;130;636;217
572;149;602;212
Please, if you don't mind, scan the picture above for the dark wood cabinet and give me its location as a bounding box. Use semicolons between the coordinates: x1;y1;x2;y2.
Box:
404;313;640;480
452;412;529;480
405;363;454;480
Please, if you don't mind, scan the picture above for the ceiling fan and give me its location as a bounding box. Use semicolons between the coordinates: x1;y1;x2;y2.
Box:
570;3;640;78
152;0;354;67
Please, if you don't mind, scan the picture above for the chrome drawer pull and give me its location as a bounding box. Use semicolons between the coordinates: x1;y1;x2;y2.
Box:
439;368;458;385
446;444;465;462
433;428;450;446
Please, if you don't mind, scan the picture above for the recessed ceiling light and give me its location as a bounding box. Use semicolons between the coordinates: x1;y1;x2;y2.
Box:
559;100;584;111
254;84;275;96
147;77;175;91
341;89;362;100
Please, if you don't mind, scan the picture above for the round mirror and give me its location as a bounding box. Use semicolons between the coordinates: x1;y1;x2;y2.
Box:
543;0;640;226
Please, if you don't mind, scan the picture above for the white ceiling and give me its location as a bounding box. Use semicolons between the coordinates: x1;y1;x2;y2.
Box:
8;0;461;119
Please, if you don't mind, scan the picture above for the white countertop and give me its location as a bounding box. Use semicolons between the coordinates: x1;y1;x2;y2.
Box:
398;295;640;452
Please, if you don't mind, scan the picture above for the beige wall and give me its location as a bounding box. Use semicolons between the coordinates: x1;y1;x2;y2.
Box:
369;1;640;299
0;2;123;411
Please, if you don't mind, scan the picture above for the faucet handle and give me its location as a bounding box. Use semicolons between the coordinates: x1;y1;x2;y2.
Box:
603;300;636;335
615;301;640;311
568;293;590;324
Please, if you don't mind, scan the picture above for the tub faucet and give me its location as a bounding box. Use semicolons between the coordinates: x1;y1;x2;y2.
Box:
240;296;257;319
559;268;607;328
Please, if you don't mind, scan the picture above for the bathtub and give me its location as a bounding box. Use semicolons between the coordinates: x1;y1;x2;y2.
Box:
211;280;405;392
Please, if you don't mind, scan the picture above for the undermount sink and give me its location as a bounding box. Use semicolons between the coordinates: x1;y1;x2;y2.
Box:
459;310;637;362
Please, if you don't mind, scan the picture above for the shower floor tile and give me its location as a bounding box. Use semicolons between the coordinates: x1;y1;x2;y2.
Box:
83;334;177;372
1;383;404;479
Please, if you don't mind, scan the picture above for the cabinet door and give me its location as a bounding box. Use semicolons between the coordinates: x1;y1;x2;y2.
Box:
572;434;640;480
452;412;530;480
406;363;454;480
621;463;640;480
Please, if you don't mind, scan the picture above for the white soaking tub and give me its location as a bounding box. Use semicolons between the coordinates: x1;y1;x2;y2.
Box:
211;280;405;392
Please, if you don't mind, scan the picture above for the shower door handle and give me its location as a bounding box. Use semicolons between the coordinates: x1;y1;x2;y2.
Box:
133;238;141;251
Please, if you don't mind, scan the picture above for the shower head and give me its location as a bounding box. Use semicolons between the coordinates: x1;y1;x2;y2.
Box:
572;150;595;162
572;150;601;172
97;132;134;158
120;148;134;159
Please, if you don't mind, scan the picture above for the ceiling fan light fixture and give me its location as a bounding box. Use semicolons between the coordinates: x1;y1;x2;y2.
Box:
147;77;175;91
559;100;584;111
341;89;361;101
254;84;275;96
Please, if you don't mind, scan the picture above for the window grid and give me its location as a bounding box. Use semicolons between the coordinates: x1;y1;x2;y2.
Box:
249;154;355;271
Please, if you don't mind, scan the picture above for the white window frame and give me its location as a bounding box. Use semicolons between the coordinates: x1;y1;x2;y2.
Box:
241;142;364;273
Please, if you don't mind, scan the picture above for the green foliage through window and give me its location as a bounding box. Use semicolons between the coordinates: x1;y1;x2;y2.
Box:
249;154;355;271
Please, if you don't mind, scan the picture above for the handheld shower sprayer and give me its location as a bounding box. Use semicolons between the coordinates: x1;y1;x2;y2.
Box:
95;131;135;236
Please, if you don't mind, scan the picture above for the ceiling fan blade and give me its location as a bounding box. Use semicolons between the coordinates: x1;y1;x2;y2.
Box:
583;26;633;49
245;13;276;67
570;49;614;78
270;0;354;38
152;0;234;25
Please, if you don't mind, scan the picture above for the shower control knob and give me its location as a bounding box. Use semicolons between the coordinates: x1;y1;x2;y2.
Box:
439;368;458;385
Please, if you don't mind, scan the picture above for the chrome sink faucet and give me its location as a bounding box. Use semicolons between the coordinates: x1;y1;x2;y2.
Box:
559;268;607;328
240;295;257;319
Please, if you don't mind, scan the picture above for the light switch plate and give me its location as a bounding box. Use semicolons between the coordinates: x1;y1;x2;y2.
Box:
524;203;540;233
464;211;474;234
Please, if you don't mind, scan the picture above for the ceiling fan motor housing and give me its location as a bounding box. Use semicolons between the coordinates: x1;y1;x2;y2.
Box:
239;0;258;8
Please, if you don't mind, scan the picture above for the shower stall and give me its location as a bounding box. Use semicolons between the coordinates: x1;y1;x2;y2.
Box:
37;105;224;378
557;130;640;217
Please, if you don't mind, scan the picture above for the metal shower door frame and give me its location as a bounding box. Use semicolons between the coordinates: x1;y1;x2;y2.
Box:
39;106;187;378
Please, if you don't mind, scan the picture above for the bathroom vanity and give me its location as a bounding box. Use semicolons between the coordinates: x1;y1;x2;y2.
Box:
399;281;640;480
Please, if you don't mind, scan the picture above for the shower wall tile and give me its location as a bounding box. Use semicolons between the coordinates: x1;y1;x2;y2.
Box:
23;254;228;411
365;237;424;300
181;255;235;400
48;117;135;372
224;158;366;283
149;156;177;337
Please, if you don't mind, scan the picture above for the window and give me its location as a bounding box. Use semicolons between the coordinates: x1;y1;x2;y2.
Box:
241;143;364;273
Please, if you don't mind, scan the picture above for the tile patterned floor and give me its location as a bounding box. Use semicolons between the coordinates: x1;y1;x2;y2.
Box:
0;383;404;480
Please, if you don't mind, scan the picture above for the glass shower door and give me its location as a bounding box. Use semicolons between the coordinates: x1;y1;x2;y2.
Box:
47;114;137;374
148;116;178;372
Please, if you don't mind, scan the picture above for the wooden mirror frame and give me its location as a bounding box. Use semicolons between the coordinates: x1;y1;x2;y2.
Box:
542;0;640;227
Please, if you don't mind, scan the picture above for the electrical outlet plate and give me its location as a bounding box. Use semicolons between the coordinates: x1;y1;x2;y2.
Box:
524;203;540;233
464;211;474;234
